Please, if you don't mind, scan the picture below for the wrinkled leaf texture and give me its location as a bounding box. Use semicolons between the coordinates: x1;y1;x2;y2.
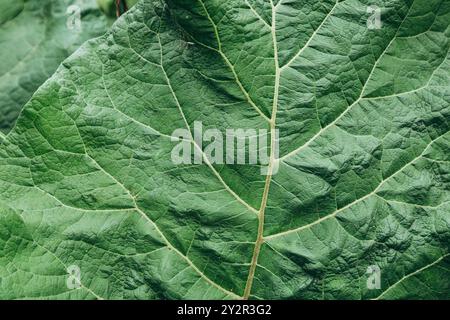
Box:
0;0;449;300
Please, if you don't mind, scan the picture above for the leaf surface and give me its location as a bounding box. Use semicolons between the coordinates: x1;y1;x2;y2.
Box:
0;0;449;299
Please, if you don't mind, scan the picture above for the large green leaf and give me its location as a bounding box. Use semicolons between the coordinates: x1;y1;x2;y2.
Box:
0;0;449;299
0;0;112;134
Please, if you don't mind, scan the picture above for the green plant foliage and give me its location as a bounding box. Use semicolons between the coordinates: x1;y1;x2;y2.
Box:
0;0;448;300
0;0;112;134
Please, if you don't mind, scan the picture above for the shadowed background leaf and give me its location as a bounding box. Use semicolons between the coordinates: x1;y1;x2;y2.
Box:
0;0;113;134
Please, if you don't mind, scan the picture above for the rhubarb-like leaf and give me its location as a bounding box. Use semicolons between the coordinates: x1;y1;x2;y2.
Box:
0;0;449;299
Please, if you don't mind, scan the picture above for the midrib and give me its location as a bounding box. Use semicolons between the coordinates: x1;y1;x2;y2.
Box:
243;0;280;299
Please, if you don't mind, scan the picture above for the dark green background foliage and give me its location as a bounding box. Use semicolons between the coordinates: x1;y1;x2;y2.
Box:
0;0;112;134
0;0;449;299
